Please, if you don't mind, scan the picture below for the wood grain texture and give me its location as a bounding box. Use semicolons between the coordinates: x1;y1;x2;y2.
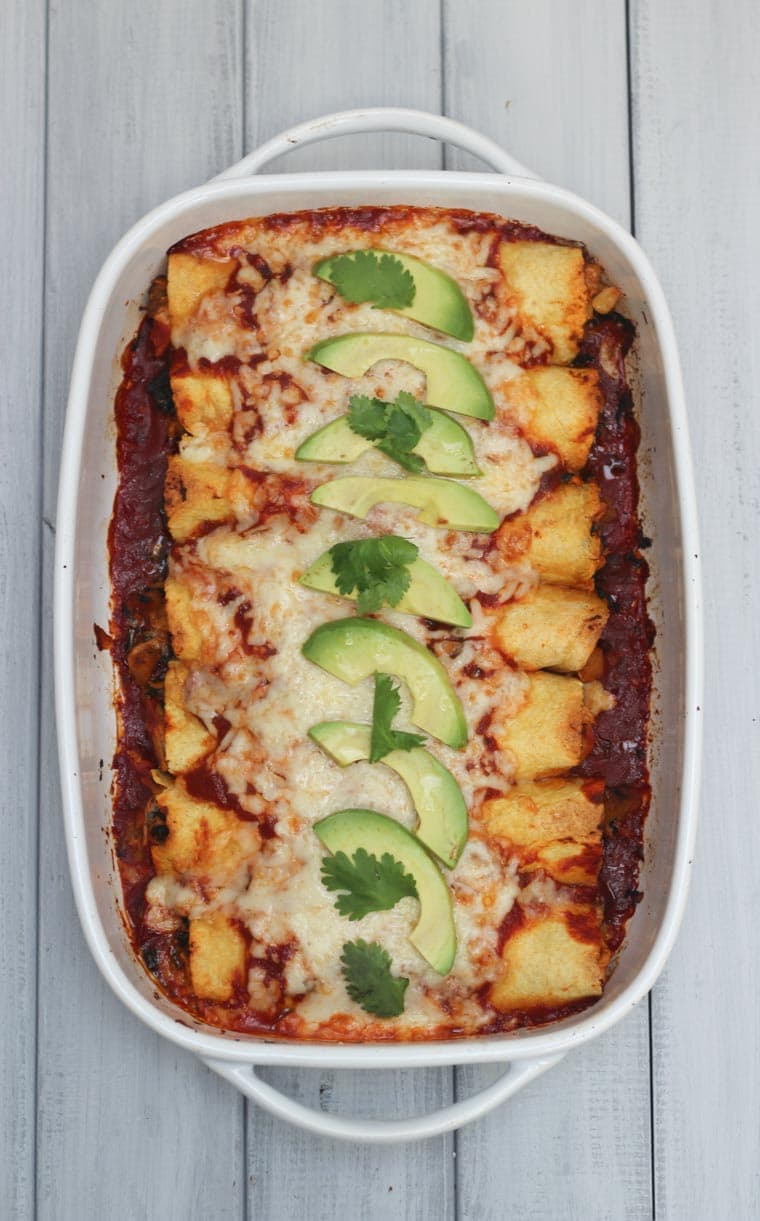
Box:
245;0;443;172
444;4;653;1217
36;4;245;1219
244;5;456;1215
12;0;754;1214
246;1067;455;1220
456;1029;653;1221
0;2;46;1217
631;1;760;1216
443;0;632;226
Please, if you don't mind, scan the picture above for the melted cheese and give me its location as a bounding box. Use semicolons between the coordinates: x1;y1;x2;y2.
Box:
151;206;610;1034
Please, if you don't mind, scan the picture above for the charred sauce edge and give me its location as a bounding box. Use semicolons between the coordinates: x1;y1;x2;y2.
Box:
109;211;652;1039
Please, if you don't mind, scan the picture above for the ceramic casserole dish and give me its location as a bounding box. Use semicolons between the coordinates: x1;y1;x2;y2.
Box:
54;109;702;1143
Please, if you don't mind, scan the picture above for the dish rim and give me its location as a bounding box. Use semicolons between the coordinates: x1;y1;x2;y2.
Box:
55;163;703;1073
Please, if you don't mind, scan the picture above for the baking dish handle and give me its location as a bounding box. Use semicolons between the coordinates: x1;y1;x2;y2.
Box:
202;1053;563;1143
214;107;539;181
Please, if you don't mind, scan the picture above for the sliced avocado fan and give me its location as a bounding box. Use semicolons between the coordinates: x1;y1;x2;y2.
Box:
302;617;467;749
311;475;499;533
315;808;457;974
310;722;468;869
295;407;481;477
313;248;475;342
300;548;472;628
307;332;494;421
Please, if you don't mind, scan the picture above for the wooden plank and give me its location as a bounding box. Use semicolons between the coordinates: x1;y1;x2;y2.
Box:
243;5;455;1215
36;4;246;1219
630;1;760;1216
244;0;444;172
247;1067;455;1220
443;0;632;225
0;1;46;1217
444;4;654;1217
456;1028;653;1221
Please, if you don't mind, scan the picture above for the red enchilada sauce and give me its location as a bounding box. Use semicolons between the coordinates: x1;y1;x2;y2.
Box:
576;315;653;955
108;223;652;1039
108;299;178;954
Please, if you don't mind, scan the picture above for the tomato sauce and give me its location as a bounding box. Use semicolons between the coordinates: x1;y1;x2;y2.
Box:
109;307;179;956
575;315;654;952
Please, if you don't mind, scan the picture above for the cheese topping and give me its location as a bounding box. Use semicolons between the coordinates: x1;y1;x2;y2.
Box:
142;206;614;1036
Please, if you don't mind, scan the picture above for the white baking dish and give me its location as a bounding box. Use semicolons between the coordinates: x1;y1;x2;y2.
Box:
55;109;702;1143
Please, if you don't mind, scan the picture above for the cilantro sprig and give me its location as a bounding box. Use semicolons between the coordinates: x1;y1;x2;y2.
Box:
328;534;418;615
322;847;418;920
340;939;409;1018
322;250;415;310
347;390;433;473
370;673;426;762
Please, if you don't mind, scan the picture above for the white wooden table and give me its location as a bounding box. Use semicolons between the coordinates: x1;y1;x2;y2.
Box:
2;1;757;1216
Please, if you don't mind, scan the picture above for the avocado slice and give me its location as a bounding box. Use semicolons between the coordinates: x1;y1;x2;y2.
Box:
311;476;499;533
315;808;457;974
307;333;494;421
295;408;481;476
310;722;468;868
313;249;475;342
302;617;467;749
300;549;472;628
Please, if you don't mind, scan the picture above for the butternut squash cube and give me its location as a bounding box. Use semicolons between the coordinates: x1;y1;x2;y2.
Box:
498;241;593;364
492;584;608;672
167;251;236;335
497;481;604;588
499;366;602;470
164;577;212;664
170;371;234;436
189;911;246;1002
485;779;603;886
527;839;603;887
491;905;606;1010
497;672;587;779
152;780;260;887
485;778;602;845
165;454;234;543
164;661;215;774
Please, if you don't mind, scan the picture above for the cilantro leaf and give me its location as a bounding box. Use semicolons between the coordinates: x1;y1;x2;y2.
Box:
322;847;418;920
375;443;425;474
347;390;434;473
325;250;415;310
340;939;409;1018
345;394;388;440
370;673;426;763
328;535;418;615
389;391;431;435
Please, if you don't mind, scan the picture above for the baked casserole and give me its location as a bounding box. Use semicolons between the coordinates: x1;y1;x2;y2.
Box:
107;205;652;1040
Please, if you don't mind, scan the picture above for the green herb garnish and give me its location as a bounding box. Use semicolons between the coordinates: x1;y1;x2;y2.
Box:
370;673;426;762
340;938;409;1018
347;390;433;473
322;847;418;920
324;250;415;310
328;535;418;615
